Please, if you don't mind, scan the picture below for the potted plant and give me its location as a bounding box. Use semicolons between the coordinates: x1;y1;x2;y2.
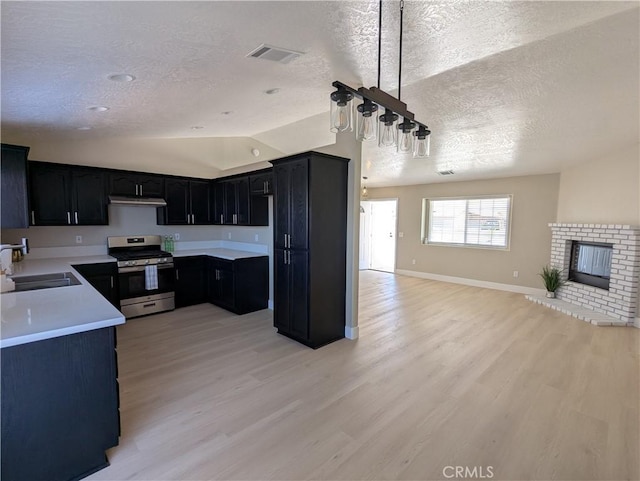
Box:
539;265;566;298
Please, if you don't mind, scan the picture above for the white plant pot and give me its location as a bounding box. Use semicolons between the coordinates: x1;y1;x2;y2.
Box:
546;291;556;299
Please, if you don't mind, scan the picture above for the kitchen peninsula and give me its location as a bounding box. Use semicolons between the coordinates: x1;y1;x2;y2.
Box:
1;256;125;481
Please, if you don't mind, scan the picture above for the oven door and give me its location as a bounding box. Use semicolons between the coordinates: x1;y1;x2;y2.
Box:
118;264;175;301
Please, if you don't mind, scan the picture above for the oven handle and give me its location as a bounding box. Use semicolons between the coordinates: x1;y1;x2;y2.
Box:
118;264;175;274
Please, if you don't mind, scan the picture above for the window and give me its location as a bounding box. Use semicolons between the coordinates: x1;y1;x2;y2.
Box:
423;196;511;248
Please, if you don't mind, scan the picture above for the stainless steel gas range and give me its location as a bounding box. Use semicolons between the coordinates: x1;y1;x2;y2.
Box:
107;235;175;318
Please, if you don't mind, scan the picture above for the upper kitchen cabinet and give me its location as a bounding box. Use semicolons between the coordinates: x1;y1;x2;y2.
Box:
109;171;164;198
29;162;108;226
158;178;210;225
1;144;30;229
249;171;273;196
212;177;250;225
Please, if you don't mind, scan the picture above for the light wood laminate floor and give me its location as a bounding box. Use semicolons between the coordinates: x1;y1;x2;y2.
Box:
89;270;639;481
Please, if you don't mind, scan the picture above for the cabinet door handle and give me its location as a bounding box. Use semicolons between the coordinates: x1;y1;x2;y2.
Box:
74;211;79;224
263;181;267;194
287;250;290;265
67;212;71;225
110;276;114;288
192;214;195;224
139;184;143;196
135;184;139;196
283;250;287;265
220;214;224;224
175;269;179;280
31;211;35;225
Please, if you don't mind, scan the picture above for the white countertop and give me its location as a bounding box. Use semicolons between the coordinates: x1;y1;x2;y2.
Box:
173;248;268;260
1;255;124;349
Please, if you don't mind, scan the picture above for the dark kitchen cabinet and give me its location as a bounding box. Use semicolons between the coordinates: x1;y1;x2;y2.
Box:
222;178;250;225
271;152;349;348
211;176;266;226
109;172;164;198
73;262;120;309
1;144;30;229
249;170;271;227
1;327;120;481
158;178;210;225
208;256;268;314
29;162;108;226
250;171;273;195
174;256;207;307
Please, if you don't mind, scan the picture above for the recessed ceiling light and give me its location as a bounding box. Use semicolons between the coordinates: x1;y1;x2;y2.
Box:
265;88;280;95
221;111;232;115
108;73;136;82
76;126;92;130
191;126;204;130
88;106;109;112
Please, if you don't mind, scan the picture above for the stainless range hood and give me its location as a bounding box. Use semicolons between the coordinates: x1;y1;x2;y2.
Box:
108;195;167;207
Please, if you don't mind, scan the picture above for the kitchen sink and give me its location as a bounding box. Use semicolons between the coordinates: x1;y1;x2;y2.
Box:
8;272;82;292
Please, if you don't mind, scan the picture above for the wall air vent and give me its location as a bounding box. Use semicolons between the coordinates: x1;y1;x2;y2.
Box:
246;44;303;64
437;170;455;176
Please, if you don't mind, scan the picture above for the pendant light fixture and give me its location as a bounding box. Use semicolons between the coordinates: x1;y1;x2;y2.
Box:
330;0;431;156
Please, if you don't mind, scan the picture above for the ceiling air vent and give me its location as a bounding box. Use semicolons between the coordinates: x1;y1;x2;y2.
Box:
437;170;455;176
246;44;303;64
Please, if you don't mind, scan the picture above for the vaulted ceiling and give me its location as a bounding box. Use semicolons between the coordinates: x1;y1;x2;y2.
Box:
2;1;638;186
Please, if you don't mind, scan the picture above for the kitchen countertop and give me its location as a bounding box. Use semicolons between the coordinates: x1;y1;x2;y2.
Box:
173;248;268;260
1;255;124;349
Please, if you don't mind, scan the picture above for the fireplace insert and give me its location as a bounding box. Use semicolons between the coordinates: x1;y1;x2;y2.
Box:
569;241;612;290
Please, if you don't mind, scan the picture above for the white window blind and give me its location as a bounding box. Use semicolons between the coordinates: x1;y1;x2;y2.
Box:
425;196;511;248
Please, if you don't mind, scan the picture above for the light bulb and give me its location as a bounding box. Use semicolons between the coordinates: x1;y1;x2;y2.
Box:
358;115;376;141
333;104;350;131
378;109;398;147
380;124;395;146
330;86;353;133
398;130;413;153
413;126;431;158
356;100;378;142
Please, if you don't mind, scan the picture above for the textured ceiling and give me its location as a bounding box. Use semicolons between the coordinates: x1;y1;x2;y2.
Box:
1;1;639;185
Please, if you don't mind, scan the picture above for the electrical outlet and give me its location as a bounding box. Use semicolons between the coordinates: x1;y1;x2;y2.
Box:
75;235;82;244
412;259;416;265
254;234;259;242
399;232;404;238
174;233;180;241
513;270;519;278
227;232;232;240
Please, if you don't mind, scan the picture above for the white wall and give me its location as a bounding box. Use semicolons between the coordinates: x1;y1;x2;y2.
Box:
368;174;561;290
557;143;640;225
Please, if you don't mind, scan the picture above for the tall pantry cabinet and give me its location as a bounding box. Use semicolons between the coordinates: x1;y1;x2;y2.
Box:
270;152;349;348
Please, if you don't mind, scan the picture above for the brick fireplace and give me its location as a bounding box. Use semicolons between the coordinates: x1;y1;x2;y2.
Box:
536;224;639;326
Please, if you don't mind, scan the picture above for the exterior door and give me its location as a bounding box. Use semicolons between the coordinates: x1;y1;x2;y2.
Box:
369;200;398;273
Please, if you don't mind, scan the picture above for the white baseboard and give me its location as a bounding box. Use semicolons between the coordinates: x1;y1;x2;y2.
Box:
345;325;359;339
634;317;640;329
395;269;547;296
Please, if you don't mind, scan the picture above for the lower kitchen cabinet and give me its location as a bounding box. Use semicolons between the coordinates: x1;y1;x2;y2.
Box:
208;256;268;314
73;262;120;308
1;327;120;481
174;256;208;308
